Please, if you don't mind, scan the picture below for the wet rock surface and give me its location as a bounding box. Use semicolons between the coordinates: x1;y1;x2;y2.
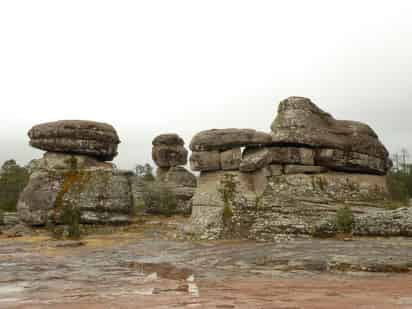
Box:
1;219;412;308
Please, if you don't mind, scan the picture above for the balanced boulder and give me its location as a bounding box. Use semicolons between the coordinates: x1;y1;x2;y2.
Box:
270;97;391;174
190;128;271;152
152;134;188;168
28;120;120;161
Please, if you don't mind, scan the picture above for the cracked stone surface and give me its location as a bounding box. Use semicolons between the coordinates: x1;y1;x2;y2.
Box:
1;217;412;308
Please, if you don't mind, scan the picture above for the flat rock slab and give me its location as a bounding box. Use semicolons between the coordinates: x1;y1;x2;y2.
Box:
190;128;271;152
1;227;412;308
29;120;120;161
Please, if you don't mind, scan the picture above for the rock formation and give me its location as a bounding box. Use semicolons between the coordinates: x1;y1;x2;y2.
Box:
17;121;133;226
187;97;394;240
189;129;272;172
152;134;188;168
28;120;120;161
150;134;196;214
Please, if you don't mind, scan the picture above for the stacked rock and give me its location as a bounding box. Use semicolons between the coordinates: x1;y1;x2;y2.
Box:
151;134;196;214
189;129;272;172
187;97;393;240
17;120;133;226
270;96;392;175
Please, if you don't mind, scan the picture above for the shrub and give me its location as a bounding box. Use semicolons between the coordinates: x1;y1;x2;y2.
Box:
218;173;238;227
141;182;177;216
335;205;354;234
47;205;82;240
386;171;409;204
0;160;29;212
218;173;237;207
135;163;155;182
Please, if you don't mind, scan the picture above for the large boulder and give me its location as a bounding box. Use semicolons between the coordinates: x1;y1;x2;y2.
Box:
190;128;271;152
240;148;270;172
152;134;188;168
220;148;242;171
17;153;133;226
270;97;391;173
28;120;120;161
190;151;221;172
315;148;389;175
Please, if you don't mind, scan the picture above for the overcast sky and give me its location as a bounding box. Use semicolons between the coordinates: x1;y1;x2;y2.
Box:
1;0;411;169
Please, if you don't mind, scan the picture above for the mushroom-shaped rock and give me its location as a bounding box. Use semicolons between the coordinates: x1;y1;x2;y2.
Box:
190;129;271;152
28;120;120;161
270;97;391;174
17;152;133;226
152;134;188;168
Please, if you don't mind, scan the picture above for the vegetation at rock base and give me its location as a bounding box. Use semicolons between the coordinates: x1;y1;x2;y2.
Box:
218;173;237;207
386;171;410;204
387;149;412;204
135;163;155;182
47;205;82;240
335;205;354;234
141;181;178;216
218;173;238;227
0;160;29;212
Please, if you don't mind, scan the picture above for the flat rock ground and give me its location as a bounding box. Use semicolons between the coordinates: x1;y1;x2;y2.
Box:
1;216;412;309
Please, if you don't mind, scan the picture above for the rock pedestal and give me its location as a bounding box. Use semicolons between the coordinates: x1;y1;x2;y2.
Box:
18;121;133;226
17;153;133;226
151;134;197;215
187;97;394;240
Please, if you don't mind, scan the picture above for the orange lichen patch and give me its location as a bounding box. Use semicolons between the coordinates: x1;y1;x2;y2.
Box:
54;171;91;210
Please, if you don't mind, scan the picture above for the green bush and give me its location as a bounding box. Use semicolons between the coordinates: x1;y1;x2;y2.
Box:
218;173;238;228
335;206;354;234
141;182;177;216
47;205;82;240
386;171;410;204
135;163;155;182
0;160;29;212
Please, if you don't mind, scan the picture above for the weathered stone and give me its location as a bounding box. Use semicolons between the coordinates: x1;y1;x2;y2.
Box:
156;167;170;182
17;153;133;226
1;212;19;227
187;170;390;241
270;97;390;172
284;165;328;174
152;134;188;168
28;120;120;161
152;133;184;146
268;164;283;176
353;207;412;237
240;148;270;172
188;170;269;239
38;152;114;171
315;149;388;175
3;223;32;238
165;166;197;188
190;151;220;172
190;129;271;152
268;147;314;165
152;145;188;168
220;148;241;171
